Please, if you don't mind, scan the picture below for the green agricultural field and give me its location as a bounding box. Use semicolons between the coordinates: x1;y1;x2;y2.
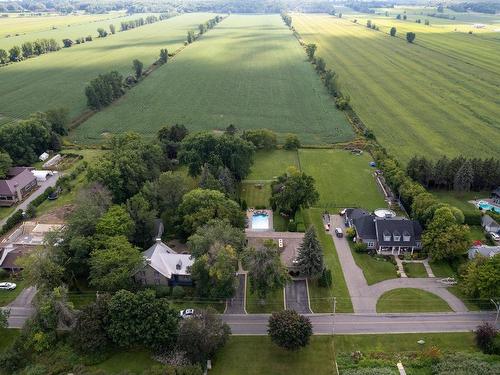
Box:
376;288;453;313
72;15;354;145
0;13;215;124
293;14;500;162
299;149;385;210
0;12;127;44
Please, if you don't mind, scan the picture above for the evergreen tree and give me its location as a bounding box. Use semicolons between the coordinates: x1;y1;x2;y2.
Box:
454;160;474;192
296;227;324;277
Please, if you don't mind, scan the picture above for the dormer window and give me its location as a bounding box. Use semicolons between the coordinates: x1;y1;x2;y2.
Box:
383;230;391;242
393;230;401;242
403;231;410;242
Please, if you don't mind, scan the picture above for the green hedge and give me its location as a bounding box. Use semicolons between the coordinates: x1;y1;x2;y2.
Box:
464;211;482;226
0;209;24;236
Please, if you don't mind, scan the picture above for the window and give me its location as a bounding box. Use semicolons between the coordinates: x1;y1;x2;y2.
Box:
403;235;410;242
367;241;375;247
383;232;391;241
393;235;401;241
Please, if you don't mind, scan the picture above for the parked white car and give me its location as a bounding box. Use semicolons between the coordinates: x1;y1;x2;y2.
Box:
0;282;17;290
489;232;500;241
180;309;195;319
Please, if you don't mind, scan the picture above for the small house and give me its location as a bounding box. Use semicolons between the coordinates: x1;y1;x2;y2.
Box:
468;245;500;259
482;215;500;234
0;167;37;207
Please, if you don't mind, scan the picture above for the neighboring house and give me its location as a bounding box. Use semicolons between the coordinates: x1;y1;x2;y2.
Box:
0;167;37;207
482;215;500;234
468;245;500;259
492;187;500;205
344;208;423;254
0;221;65;272
135;239;194;287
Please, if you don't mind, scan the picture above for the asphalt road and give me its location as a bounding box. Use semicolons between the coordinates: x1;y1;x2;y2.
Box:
222;312;498;335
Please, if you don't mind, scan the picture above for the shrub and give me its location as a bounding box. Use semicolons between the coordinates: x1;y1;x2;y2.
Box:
268;310;312;350
172;285;186;299
464;211;481;226
287;220;297;232
353;242;368;253
283;134;301;150
345;227;356;239
241;200;248;211
318;268;332;287
0;209;24;235
475;322;499;354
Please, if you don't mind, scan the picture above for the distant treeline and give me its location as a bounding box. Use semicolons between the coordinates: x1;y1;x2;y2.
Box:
0;38;59;65
449;2;499;15
427;13;456;20
346;1;394;14
406;155;500;192
120;13;173;31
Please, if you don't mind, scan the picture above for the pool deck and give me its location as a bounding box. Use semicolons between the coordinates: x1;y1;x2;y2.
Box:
470;199;500;214
246;209;273;231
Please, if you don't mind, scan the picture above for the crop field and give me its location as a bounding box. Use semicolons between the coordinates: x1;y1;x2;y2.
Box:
299;149;386;211
292;13;500;162
0;13;214;125
0;12;127;41
72;15;354;145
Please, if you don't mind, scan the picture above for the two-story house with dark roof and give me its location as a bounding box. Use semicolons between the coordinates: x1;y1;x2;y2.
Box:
0;167;37;207
344;208;423;254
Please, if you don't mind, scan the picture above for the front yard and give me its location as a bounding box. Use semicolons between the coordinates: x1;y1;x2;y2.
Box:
246;276;284;314
348;241;398;285
376;288;453;313
0;275;27;307
403;262;428;278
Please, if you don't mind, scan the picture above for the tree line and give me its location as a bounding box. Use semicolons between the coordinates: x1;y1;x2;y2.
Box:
406;155;500;192
0;38;59;65
120;14;163;31
187;15;223;44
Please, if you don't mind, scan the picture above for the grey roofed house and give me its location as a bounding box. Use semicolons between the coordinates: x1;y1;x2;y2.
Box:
482;215;500;234
468;245;500;259
345;208;422;254
135;239;194;287
492;187;500;203
0;167;37;207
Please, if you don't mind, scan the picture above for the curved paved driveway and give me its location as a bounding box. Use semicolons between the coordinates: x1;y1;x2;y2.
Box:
329;215;467;314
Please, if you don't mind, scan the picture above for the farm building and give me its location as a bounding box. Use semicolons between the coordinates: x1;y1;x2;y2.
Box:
344;208;423;254
0;167;37;207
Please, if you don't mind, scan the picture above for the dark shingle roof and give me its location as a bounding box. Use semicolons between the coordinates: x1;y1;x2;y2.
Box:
375;218;422;247
353;215;376;238
0;168;36;196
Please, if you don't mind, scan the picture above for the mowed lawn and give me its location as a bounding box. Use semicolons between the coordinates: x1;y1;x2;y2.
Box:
293;14;500;162
72;15;354;145
299;149;385;210
247;150;299;181
376;288;453;313
0;13;215;124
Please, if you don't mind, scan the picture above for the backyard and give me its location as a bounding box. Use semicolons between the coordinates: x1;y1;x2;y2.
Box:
376;288;453;313
299;149;386;211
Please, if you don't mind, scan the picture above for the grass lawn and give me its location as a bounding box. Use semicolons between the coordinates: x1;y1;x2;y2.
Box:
0;329;20;352
376;288;453;313
403;262;428;278
447;286;493;312
211;333;477;375
246;150;299;181
0;206;15;220
168;299;226;314
0;276;27;307
303;208;352;312
73;15;354;145
293;14;500;162
90;349;159;374
298;149;385;211
239;182;271;209
348;241;397;285
246;277;284;314
432;190;489;215
469;225;487;242
273;211;288;232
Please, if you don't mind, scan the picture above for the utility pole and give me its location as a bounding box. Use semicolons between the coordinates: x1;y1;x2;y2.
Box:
491;299;500;326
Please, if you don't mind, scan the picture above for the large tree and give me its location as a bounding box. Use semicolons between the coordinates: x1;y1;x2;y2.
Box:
270;171;319;217
460;255;500;301
157;124;188;159
190;244;238;299
178;189;245;236
106;289;179;350
0;152;12;178
87;132;164;202
179;132;255;180
126;193;157;249
89;235;143;292
422;207;470;261
18;246;64;294
95;205;135;239
296;227;324;278
244;240;290;302
187;219;246;258
177;308;231;364
268;310;312;350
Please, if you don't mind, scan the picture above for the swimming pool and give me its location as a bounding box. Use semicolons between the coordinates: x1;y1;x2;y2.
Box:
252;213;270;230
478;201;500;214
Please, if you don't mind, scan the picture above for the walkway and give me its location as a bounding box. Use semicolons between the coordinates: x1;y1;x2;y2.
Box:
285;279;312;314
0;174;60;228
329;214;467;314
2;286;36;328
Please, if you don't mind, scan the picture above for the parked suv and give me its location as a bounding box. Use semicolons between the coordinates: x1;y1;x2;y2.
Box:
335;228;343;238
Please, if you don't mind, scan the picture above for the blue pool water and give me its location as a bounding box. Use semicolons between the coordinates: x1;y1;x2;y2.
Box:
252;213;269;230
478;201;500;214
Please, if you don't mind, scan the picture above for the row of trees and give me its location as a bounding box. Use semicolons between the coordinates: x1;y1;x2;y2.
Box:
406;155;500;192
305;42;350;110
240;128;300;151
187;15;223;44
120;15;159;31
0;109;68;167
0;38;59;65
85;71;125;109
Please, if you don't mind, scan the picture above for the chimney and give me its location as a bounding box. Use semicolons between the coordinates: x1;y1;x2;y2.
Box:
14;183;22;202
